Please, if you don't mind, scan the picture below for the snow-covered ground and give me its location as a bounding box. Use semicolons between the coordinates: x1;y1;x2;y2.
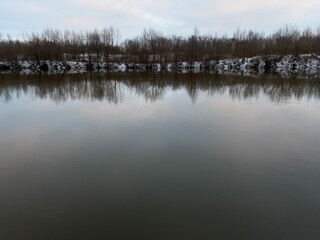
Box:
1;54;320;77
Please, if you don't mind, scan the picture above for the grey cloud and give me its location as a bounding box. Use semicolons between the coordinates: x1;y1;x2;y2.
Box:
1;0;320;38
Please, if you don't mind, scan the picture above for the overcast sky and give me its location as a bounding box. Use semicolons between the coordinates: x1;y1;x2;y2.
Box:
1;0;320;39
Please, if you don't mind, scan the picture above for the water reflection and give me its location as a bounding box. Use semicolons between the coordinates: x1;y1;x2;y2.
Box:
0;72;319;104
1;72;320;240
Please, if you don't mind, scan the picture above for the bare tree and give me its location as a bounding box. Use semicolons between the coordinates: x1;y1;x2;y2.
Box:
1;25;320;64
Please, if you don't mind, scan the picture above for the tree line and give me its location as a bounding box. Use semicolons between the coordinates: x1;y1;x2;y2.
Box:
1;25;320;64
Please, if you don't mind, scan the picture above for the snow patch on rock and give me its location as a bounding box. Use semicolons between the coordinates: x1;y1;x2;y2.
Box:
1;54;320;77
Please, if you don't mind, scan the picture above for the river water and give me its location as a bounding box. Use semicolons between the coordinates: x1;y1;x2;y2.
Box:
0;72;320;239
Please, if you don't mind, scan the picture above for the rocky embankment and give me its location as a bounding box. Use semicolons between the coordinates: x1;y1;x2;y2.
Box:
1;54;320;77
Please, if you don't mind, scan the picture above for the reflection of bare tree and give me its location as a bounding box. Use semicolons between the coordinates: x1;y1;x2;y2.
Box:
0;72;320;104
88;73;124;103
0;73;125;104
131;73;166;102
229;82;261;101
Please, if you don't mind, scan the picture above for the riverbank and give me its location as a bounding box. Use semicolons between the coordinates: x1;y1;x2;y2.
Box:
1;54;320;77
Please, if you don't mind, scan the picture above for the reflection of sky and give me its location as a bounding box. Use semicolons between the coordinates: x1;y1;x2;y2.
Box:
1;0;320;38
1;86;320;166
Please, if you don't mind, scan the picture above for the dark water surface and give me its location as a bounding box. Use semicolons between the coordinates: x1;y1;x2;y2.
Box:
1;72;320;240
